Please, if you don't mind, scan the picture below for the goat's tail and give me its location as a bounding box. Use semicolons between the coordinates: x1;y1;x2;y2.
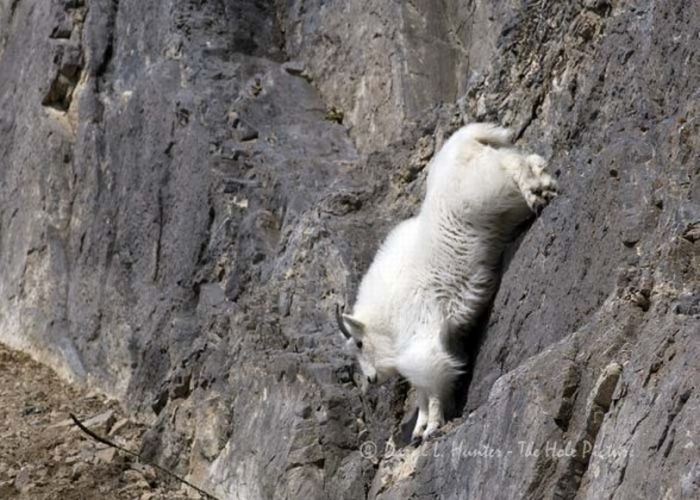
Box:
460;123;513;148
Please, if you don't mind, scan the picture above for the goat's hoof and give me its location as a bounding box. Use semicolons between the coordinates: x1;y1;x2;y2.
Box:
522;155;558;215
422;423;444;441
424;430;444;442
410;436;423;447
525;172;558;215
411;421;427;443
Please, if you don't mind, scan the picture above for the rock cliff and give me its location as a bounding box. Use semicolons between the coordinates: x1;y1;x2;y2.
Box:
0;0;697;498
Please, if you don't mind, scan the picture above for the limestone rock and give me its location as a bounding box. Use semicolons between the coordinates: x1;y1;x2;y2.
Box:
0;1;697;498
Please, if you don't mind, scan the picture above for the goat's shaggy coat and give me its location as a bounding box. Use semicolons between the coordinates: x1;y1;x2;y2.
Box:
338;123;558;440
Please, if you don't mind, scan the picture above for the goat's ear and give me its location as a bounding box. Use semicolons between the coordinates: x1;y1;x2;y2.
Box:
342;314;365;335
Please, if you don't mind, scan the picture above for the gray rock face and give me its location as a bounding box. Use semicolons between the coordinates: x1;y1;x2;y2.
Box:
0;0;697;499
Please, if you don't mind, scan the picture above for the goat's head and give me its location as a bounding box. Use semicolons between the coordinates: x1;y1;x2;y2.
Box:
335;304;386;388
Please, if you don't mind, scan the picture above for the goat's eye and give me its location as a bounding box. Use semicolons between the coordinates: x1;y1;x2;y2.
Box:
356;340;363;349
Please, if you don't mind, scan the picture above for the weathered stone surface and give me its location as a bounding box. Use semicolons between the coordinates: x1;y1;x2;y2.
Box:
0;0;697;499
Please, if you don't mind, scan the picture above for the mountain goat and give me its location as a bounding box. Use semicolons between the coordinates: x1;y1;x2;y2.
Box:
336;123;558;441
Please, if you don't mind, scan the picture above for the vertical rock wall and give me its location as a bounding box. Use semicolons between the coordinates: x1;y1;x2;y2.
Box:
0;0;697;498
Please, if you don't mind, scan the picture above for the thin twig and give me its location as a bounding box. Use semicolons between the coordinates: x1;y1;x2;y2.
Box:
70;413;221;500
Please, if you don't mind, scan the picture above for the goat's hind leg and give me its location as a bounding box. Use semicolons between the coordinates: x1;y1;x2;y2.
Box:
504;153;558;214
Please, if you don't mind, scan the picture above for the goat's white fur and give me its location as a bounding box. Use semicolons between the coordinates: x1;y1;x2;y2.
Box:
340;123;557;440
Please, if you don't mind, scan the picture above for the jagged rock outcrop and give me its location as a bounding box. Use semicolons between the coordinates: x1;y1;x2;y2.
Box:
0;0;697;498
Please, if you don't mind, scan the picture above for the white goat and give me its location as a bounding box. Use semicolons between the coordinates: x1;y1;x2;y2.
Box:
336;123;558;441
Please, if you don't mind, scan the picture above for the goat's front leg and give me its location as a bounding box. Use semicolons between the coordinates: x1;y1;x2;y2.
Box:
422;394;445;440
411;390;429;442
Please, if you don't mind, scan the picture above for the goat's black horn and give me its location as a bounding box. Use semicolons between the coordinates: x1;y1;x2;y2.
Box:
335;304;352;339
